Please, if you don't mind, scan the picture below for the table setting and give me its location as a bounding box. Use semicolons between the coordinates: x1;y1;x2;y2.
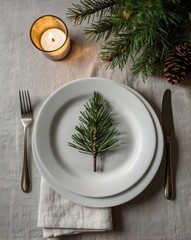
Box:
1;0;191;239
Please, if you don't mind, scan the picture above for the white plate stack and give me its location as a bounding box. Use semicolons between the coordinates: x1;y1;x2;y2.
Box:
32;78;164;207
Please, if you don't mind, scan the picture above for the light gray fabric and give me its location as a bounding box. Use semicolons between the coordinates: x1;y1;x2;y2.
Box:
1;0;191;239
38;178;112;238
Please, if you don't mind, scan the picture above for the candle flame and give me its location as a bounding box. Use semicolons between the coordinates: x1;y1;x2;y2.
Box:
49;33;55;42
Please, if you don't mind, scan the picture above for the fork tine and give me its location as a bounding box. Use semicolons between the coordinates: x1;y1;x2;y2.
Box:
22;90;27;115
24;91;30;114
19;90;24;115
26;90;32;114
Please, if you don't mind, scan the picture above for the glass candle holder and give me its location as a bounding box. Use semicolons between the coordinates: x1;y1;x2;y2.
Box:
30;15;71;60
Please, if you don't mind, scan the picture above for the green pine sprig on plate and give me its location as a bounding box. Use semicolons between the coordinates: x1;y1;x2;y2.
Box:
68;91;119;172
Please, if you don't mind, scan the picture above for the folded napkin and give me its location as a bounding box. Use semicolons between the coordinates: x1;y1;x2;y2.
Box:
38;178;113;238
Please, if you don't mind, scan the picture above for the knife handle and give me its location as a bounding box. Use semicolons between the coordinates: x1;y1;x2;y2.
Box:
164;138;174;200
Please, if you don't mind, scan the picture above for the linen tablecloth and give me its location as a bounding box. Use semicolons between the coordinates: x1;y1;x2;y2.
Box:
1;0;191;239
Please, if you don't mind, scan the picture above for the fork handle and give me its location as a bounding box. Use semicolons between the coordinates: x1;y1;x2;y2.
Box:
164;139;174;200
21;126;31;193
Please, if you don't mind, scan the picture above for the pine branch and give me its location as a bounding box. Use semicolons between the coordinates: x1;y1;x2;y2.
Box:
99;4;183;78
67;0;191;80
68;92;119;172
84;19;117;41
100;37;131;70
131;46;164;80
67;0;116;25
84;10;132;41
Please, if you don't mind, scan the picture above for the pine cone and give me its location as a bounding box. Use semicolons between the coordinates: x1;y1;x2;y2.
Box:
164;41;191;85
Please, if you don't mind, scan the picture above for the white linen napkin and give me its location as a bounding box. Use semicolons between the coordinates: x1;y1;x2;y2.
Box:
38;178;113;238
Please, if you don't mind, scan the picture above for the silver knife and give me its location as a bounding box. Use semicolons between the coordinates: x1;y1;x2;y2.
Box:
162;89;174;200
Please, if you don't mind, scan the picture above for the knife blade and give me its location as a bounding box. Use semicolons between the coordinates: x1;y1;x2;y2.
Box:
162;89;174;200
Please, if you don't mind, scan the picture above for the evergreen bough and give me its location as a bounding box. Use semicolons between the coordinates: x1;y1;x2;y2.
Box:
67;0;191;80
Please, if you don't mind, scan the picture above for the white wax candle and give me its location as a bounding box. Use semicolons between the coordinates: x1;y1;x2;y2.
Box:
40;28;66;51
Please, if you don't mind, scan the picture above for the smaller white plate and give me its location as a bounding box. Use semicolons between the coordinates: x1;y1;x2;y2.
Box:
33;78;156;197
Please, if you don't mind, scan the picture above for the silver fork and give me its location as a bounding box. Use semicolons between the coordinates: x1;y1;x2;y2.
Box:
19;90;33;193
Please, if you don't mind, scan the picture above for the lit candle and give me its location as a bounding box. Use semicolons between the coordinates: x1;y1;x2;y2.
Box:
40;28;66;51
30;15;71;60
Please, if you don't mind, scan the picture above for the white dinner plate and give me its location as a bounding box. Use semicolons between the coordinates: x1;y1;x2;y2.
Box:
33;78;156;198
32;78;164;207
